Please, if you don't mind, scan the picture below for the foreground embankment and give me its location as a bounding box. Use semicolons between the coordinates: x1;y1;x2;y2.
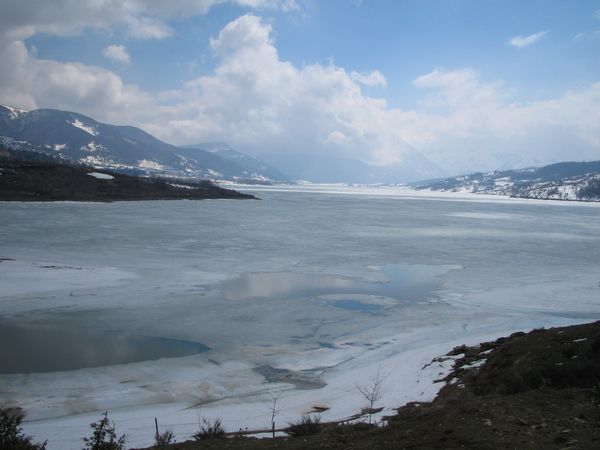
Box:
131;320;600;449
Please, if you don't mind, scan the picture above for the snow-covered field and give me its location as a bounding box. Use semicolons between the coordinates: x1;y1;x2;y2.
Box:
1;186;599;449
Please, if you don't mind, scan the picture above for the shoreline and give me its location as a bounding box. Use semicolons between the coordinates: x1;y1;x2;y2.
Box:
19;314;592;450
231;184;600;206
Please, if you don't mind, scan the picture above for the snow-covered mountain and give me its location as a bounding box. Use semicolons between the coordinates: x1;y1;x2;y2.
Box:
0;105;282;183
413;161;600;201
179;142;288;183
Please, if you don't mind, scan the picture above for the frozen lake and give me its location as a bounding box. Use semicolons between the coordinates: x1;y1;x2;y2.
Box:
1;186;599;449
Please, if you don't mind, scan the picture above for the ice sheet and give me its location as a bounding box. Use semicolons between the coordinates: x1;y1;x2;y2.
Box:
0;186;598;449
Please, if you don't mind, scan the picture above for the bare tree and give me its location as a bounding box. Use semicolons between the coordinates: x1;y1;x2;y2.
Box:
356;366;384;424
267;391;281;437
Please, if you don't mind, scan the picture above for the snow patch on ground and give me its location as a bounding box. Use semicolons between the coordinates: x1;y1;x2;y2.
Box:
207;169;223;178
80;141;106;153
4;105;29;119
80;155;113;167
68;119;99;136
168;183;195;189
494;177;512;187
138;159;165;170
78;156;135;171
53;144;67;151
87;172;114;180
460;359;486;370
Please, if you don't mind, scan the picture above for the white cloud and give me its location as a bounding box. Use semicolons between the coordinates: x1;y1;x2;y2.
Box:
236;0;299;11
135;0;219;18
156;14;418;167
350;70;387;87
574;30;600;41
324;130;352;145
0;0;299;44
125;16;173;39
0;11;599;176
408;67;600;172
102;44;131;64
0;40;156;124
209;13;274;56
413;68;507;113
138;0;299;16
0;1;171;43
145;16;600;173
508;30;548;48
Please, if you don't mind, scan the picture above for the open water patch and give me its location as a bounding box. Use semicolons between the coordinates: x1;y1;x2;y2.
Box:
215;264;457;304
0;320;209;374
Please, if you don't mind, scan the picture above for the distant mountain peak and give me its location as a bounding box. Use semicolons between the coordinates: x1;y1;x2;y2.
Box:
0;106;287;184
2;104;29;120
180;143;288;182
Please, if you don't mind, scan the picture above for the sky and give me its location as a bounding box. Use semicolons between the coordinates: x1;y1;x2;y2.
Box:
0;0;599;175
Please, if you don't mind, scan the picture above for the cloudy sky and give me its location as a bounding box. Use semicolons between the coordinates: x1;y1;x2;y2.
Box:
0;0;599;174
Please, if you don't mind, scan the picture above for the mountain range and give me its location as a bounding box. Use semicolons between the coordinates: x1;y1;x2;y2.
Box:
0;105;287;184
413;161;600;201
2;104;599;199
0;104;445;185
179;142;288;183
